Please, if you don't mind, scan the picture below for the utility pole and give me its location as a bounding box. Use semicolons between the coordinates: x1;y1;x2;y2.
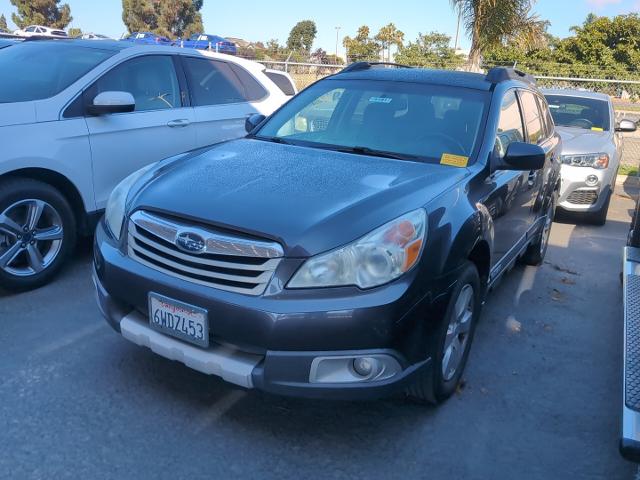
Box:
335;26;341;64
454;6;461;50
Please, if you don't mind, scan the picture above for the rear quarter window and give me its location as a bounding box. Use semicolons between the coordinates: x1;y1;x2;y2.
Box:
0;43;115;103
265;71;296;96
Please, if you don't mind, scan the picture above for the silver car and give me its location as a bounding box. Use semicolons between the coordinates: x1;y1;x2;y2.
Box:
542;89;636;224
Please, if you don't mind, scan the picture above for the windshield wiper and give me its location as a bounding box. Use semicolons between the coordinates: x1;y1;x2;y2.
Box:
251;135;294;145
336;146;417;161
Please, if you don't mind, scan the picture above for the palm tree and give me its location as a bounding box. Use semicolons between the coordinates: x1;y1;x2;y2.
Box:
451;0;548;71
375;23;405;62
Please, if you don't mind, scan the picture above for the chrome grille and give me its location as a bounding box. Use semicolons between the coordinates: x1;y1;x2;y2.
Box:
567;189;599;205
127;211;283;296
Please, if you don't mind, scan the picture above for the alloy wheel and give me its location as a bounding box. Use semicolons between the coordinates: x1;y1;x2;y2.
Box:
0;199;64;277
442;284;475;382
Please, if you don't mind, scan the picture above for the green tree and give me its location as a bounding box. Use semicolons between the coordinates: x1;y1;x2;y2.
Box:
395;32;464;68
68;27;82;37
451;0;548;70
343;26;381;62
122;0;157;33
555;13;640;72
0;14;8;32
10;0;72;29
122;0;203;39
286;20;317;53
375;23;405;62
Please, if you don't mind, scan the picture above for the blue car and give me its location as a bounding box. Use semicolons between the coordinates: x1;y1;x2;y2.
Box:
121;32;173;46
180;34;237;55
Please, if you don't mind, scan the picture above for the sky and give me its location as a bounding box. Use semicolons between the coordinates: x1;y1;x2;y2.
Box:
1;0;639;56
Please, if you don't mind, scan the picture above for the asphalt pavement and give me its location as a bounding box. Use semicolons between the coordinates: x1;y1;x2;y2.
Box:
1;184;638;479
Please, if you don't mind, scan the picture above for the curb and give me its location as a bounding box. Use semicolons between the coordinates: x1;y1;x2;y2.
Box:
617;175;640;187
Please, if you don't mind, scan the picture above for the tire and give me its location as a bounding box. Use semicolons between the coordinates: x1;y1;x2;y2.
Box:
522;193;557;266
629;194;640;248
407;261;481;405
0;178;76;291
590;190;611;226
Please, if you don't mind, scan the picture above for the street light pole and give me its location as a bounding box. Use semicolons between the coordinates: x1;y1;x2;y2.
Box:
335;26;341;64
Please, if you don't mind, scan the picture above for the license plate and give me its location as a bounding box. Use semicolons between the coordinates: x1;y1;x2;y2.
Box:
148;293;209;348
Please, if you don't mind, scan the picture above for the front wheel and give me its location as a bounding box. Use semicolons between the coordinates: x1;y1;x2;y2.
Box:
407;261;481;405
0;178;76;291
590;190;611;226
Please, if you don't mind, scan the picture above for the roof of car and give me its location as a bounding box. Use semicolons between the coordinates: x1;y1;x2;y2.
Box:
541;88;611;102
331;67;522;91
20;38;129;51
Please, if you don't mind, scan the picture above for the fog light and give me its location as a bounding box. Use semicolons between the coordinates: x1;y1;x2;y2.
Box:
585;175;599;187
353;357;376;377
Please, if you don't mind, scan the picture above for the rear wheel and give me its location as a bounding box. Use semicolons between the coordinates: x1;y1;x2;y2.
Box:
522;193;556;266
407;261;481;405
0;178;76;291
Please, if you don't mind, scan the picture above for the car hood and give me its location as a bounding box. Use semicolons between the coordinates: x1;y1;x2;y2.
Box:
131;139;468;257
0;102;37;127
555;126;613;156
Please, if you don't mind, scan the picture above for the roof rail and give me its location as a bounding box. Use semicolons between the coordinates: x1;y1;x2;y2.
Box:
341;61;413;73
22;35;69;42
485;67;536;85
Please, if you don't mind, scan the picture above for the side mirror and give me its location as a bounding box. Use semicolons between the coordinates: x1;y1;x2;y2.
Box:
616;119;637;133
88;91;135;115
497;142;546;171
245;113;266;133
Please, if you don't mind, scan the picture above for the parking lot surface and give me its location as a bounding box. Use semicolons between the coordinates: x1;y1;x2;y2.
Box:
1;184;638;479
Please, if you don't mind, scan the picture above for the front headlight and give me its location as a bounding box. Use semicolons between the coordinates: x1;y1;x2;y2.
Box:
105;164;156;240
288;209;427;289
561;153;609;169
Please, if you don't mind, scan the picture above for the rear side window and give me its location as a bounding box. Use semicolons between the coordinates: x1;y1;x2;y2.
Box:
183;57;266;106
0;42;115;103
265;71;296;96
86;55;180;112
519;90;543;144
495;90;525;158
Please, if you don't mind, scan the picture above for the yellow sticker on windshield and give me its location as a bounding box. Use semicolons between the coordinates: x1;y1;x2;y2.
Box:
440;153;469;168
591;127;604;132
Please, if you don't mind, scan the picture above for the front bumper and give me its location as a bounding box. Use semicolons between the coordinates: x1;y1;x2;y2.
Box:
558;165;614;212
94;221;438;400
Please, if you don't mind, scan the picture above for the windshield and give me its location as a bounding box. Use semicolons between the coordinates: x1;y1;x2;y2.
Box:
545;94;610;132
0;42;116;103
255;79;489;164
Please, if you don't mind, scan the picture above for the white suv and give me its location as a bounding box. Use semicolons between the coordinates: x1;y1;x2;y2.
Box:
0;39;289;290
14;25;68;38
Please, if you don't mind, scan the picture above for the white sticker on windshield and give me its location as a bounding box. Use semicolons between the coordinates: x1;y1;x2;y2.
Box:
369;97;393;104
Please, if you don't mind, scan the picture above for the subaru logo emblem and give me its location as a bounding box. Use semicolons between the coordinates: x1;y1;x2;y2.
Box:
176;231;206;254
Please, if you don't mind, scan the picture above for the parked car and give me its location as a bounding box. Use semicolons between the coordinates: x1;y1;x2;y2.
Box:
14;25;67;38
263;69;298;97
81;33;112;40
622;193;640;461
542;89;636;224
180;34;237;55
0;40;289;290
93;64;561;403
121;32;173;45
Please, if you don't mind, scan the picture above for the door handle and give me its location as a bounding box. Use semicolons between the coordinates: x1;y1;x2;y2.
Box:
167;119;190;128
528;171;538;187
